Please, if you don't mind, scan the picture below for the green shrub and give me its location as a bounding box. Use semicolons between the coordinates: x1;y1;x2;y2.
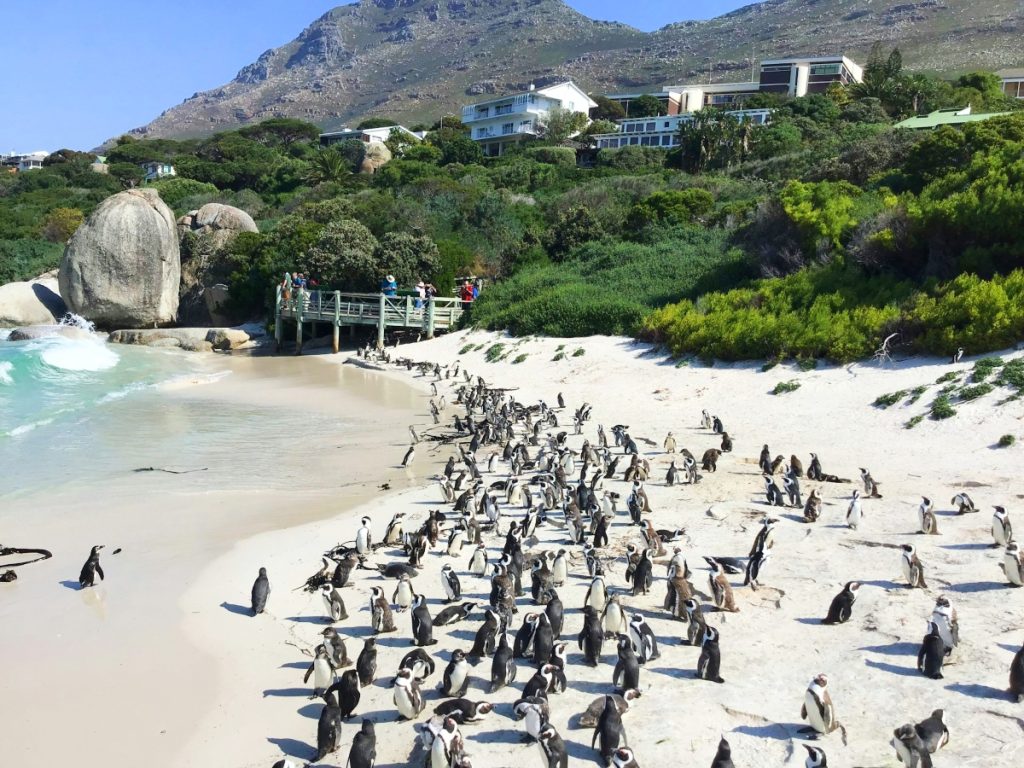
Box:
573;347;586;357
512;353;528;364
0;239;63;284
552;352;565;361
958;383;994;401
930;394;957;420
971;356;1004;382
905;414;925;429
796;358;818;371
873;390;907;408
935;371;959;384
998;434;1016;447
484;343;506;363
997;359;1024;393
906;385;928;404
771;380;801;395
523;146;577;168
459;344;474;355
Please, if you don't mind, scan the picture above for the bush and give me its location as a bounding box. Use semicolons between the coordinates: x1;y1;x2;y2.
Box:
771;380;801;395
512;353;528;364
485;343;507;362
873;390;907;408
596;146;666;172
149;177;219;210
929;394;957;420
998;434;1016;447
523;146;577;168
0;239;64;283
958;383;994;401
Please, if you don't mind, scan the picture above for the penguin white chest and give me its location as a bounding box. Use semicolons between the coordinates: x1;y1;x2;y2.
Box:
449;660;468;692
805;690;828;733
314;658;333;690
1006;554;1024;585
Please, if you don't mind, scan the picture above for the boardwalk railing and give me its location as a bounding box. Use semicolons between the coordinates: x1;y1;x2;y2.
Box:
274;286;464;352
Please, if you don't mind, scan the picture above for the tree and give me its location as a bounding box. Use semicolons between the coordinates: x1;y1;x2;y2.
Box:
627;189;715;230
628;95;665;118
39;207;84;243
580;119;620;141
677;109;754;173
590;95;626;121
307;148;352;184
375;232;441;286
357;117;397;130
537;107;589;143
427;129;483;165
108;162;144;188
302;219;380;289
544;206;603;261
238;118;320;147
42;149;96;166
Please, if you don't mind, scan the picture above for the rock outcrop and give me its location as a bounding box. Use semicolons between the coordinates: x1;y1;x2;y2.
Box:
7;325;93;342
107;327;252;352
361;143;393;174
58;189;180;328
176;203;258;326
0;277;67;328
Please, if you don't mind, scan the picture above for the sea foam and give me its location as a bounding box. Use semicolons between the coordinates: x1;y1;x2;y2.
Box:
39;337;119;372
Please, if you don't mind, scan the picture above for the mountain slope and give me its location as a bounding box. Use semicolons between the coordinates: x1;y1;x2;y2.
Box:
133;0;1024;139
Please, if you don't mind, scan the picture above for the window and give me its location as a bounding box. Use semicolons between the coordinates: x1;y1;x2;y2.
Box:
502;122;514;135
629;137;639;145
646;122;656;132
661;135;672;146
809;63;842;76
496;104;514;116
663;121;671;128
761;64;792;72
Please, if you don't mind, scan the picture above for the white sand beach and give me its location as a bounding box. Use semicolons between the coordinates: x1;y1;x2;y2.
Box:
5;332;1024;768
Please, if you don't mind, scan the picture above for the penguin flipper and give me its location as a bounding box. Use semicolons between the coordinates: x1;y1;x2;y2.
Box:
304;663;314;684
95;564;104;581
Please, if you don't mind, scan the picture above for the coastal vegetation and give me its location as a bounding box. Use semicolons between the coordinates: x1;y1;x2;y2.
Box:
2;54;1024;362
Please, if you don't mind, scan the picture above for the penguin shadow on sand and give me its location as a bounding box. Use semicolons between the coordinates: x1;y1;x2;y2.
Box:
942;542;995;551
59;580;83;591
945;681;1011;700
262;686;312;697
563;738;599;763
858;641;919;656
286;614;331;624
732;722;803;741
447;628;478;642
296;701;324;719
280;660;313;670
568;677;613;695
863;658;920;678
220;601;255;616
945;580;1006;593
266;736;315;761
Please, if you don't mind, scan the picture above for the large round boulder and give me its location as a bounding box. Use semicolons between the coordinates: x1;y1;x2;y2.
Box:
176;203;258;326
0;277;67;327
59;189;180;328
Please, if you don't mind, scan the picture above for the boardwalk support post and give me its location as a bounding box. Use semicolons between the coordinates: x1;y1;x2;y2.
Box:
377;293;386;349
332;291;341;354
295;288;304;355
274;285;283;352
426;298;436;339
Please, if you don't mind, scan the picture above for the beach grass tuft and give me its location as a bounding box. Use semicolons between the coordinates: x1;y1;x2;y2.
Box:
998;434;1016;447
771;380;801;395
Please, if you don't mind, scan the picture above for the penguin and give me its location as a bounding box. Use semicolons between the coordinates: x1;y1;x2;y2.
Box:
356;517;373;555
323;669;361;719
411;593;437;646
744;549;770;590
846;490;863;530
441;564;462;603
250;566;270;616
514;696;549;742
800;673;840;739
915;709;949;754
393;668;425;720
721;432;733;452
702;449;721;473
900;544;928;588
807;452;823;481
891;723;931;768
783;471;801;507
401;444;415;467
822;582;860;625
490;632;517;693
514;613;539;659
611;747;640;768
764;475;785;506
683;598;707;646
314;703;343;762
930;595;959;653
613;635;640;691
1003;540;1024;586
435;601;477;626
468;544;489;577
630;549;653;597
446;525;466;558
78;545;105;588
706;558;738;613
434;698;494;724
383;511;405;546
585;575;608;613
522;666;554;699
440;649;471;698
356;637;377;687
321;583;349;623
696;626;724;684
803;744;828;768
710;737;734;768
790;454;804;477
578;689;641;728
321;627;352;669
545;589;564;639
370;586;397;633
712;416;723;433
918;497;939;535
666;461;679;487
627;615;659;664
803;488;822;523
305;644;337;697
551;549;569;587
602;595;628;639
993;505;1013;547
347;719;376;768
469;608;499;660
593;695;627;767
701;409;713;430
533;612;555;667
951;346;964;364
400;647;436;682
951;492;976;515
539;722;569;768
918;621;946;679
578;605;604;666
594;514;611;548
332;553;358;588
860;467;882;498
557;392;565;409
1009;640;1024;702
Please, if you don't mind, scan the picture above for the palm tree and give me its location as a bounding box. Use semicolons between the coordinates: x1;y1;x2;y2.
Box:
306;148;350;184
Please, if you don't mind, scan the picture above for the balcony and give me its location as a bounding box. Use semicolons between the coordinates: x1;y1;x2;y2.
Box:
472;124;538;141
461;93;543;123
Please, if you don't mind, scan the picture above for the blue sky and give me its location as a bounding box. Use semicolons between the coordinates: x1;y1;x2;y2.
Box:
0;1;749;152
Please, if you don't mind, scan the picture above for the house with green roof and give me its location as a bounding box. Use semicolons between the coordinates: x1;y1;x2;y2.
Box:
894;105;1012;130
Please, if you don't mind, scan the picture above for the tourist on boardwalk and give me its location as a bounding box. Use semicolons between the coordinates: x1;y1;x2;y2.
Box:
415;281;427;309
381;274;398;297
281;272;292;303
459;279;474;310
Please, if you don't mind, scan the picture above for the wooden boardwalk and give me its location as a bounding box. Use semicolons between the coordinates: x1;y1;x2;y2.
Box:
274;286;465;352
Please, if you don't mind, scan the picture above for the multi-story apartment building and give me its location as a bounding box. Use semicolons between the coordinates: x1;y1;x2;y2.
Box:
590;109;774;150
997;69;1024;99
605;55;862;116
461;82;596;157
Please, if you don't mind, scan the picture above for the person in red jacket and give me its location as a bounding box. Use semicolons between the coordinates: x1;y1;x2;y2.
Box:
459;280;474;309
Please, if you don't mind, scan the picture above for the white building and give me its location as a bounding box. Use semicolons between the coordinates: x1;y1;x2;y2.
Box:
2;151;49;172
142;162;176;182
591;109;774;150
461;81;597;157
997;69;1024;99
319;125;424;146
